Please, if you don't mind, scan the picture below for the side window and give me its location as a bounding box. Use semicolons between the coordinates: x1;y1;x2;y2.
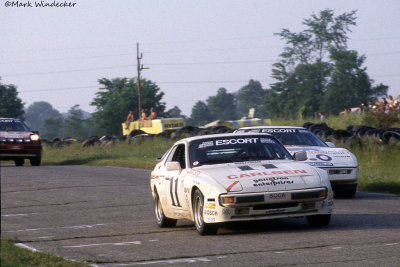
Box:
166;146;178;163
167;144;186;169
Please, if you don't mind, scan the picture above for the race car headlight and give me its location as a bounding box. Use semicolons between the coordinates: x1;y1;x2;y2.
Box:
30;134;40;141
319;188;328;198
221;196;235;204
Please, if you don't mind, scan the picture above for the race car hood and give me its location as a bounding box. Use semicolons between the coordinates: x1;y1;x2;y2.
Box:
195;161;322;193
285;146;357;168
0;131;31;139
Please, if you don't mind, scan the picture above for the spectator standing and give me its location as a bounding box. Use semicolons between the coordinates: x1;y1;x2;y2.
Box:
388;95;394;104
149;108;158;120
140;109;147;121
395;95;400;107
381;97;388;111
125;111;134;129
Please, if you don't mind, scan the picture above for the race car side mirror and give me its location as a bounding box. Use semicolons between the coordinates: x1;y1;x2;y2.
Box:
166;161;182;173
294;151;307;161
326;142;335;148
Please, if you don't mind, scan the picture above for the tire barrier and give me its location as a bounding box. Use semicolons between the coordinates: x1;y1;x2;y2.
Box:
42;123;399;148
303;122;400;148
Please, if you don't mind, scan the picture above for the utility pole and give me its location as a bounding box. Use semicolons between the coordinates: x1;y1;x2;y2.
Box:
136;42;149;120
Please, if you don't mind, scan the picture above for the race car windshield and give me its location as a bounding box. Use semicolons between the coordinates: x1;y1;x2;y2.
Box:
237;128;327;147
0;119;31;132
189;136;293;167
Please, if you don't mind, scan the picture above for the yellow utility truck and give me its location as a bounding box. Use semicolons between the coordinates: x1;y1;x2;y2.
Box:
122;118;185;135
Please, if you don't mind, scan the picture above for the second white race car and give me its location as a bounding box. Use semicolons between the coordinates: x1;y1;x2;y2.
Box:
151;133;334;235
235;127;358;197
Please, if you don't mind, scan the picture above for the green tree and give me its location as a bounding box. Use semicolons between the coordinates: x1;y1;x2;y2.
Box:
265;9;358;118
165;106;183;118
0;79;24;118
323;49;388;114
25;101;62;132
236;80;267;118
91;78;166;135
41;117;64;140
190;101;212;126
63;105;86;139
206;88;237;121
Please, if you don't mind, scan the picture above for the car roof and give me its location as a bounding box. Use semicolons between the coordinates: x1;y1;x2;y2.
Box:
238;126;306;130
175;132;275;144
0;118;21;120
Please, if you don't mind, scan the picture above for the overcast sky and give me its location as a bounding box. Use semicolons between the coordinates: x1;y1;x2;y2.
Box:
1;0;399;116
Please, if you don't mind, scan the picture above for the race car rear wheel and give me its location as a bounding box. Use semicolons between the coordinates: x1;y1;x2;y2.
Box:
306;214;331;227
193;189;218;235
14;159;24;166
154;191;177;228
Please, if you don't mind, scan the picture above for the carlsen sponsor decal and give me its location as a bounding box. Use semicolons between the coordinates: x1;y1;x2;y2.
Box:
227;169;307;179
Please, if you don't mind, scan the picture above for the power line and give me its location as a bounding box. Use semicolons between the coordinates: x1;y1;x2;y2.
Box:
18;85;98;93
2;64;137;77
0;53;137;64
2;43;399;65
2;60;275;77
0;35;278;53
2;31;399;54
0;46;282;65
18;80;275;93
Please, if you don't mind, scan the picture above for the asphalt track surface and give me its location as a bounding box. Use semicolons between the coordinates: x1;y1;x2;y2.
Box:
1;165;400;267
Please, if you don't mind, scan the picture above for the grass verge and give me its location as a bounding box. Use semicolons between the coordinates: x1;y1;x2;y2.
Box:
43;138;174;169
352;145;400;194
41;137;400;195
0;239;89;267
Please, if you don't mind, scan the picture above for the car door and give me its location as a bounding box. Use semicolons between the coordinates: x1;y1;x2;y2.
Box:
163;143;187;215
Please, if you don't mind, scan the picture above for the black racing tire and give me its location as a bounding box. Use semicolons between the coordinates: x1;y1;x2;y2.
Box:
333;184;357;198
30;155;41;166
334;188;357;198
14;159;24;166
154;191;177;228
192;189;218;235
306;214;331;227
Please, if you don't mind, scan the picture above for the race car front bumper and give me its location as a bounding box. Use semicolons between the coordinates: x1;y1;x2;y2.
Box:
202;187;333;223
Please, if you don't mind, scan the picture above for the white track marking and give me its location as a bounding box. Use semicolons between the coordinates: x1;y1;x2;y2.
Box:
64;241;142;248
15;243;38;252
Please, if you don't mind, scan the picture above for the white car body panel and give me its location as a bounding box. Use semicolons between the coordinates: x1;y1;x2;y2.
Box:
151;133;333;226
236;126;358;186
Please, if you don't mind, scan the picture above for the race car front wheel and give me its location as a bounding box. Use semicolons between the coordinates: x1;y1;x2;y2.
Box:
30;155;41;166
193;189;218;235
154;190;177;228
14;159;24;166
306;214;331;227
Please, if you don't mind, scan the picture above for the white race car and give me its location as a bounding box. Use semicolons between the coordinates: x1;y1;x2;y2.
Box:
235;127;358;198
150;133;334;235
